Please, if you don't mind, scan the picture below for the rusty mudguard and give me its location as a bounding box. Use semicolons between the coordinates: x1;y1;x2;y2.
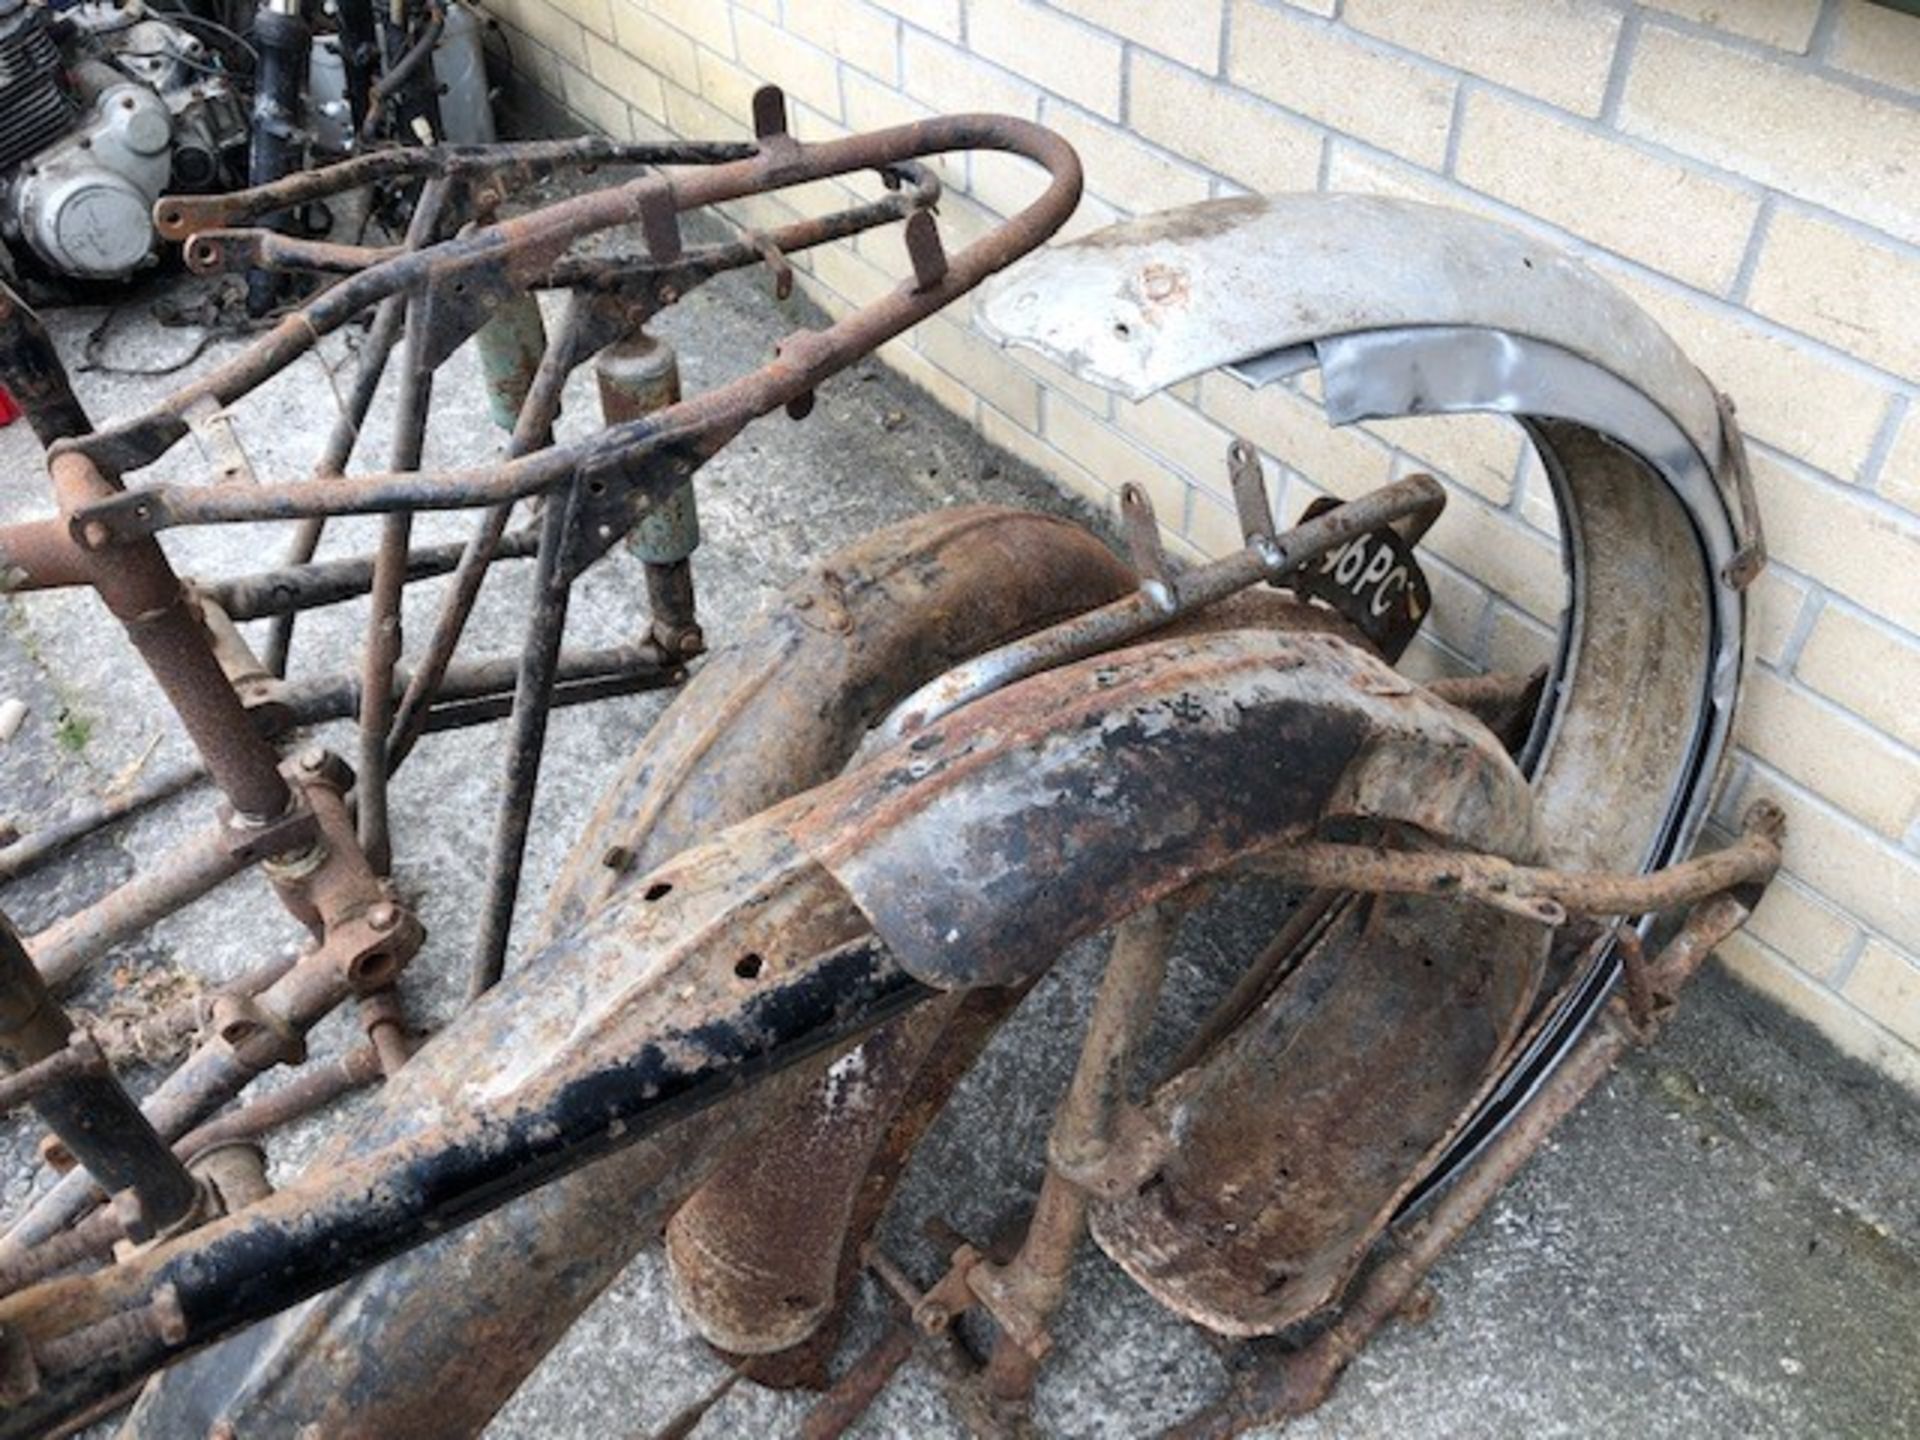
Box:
92;617;1539;1440
121;506;1134;1438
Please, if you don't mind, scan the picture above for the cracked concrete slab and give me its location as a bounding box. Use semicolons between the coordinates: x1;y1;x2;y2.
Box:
0;193;1914;1439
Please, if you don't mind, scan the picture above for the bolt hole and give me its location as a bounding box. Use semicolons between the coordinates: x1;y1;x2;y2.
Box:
644;881;673;902
1113;321;1132;339
352;951;395;985
734;952;764;980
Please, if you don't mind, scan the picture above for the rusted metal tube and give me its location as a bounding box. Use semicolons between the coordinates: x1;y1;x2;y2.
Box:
263;261;413;677
0;917;201;1243
0;1039;109;1117
1244;811;1783;924
396;667;684;734
974;906;1179;1401
69;111;1080;518
267;642;678;733
0;519;94;594
49;450;292;823
172;1044;381;1162
880;474;1447;740
31;1286;186;1381
383;300;583;772
154;137;760;241
27;823;256;990
204;526;544;622
358;180;451;876
800;1319;917;1440
355;987;411;1076
467;491;575;997
0;763;204;885
1164;890;1345;1078
0;1207;124;1296
1052;904;1179;1170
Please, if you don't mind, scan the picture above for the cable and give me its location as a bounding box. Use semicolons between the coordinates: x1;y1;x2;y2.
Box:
115;47;237;79
147;6;260;65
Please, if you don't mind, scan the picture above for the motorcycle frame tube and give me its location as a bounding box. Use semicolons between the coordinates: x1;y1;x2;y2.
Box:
0;109;1079;1253
56;108;1079;495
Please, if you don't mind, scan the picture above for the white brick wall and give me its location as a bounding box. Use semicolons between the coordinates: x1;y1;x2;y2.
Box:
484;0;1920;1091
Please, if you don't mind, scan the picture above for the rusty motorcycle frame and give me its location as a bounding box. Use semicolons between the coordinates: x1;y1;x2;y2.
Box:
0;90;1779;1439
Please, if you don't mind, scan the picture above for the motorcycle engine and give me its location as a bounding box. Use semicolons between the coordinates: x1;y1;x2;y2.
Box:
0;0;246;280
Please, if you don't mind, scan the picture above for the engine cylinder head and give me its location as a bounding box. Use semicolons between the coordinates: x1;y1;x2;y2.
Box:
0;0;78;173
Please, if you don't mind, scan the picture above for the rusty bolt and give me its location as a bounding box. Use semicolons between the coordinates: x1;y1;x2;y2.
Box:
37;1134;74;1174
366;902;400;932
601;845;634;873
295;745;329;775
79;519;113;550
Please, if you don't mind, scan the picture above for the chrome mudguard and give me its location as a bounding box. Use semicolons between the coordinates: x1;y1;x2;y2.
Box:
979;193;1757;1191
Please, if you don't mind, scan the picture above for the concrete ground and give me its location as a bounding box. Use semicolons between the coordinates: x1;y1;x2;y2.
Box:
1;199;1916;1440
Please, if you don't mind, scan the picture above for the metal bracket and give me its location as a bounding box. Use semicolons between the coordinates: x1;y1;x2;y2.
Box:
184;395;256;488
218;800;320;866
745;230;795;300
1118;482;1173;606
1227;437;1275;544
566;438;690;578
752;84;790;142
637;183;684;266
904;211;949;293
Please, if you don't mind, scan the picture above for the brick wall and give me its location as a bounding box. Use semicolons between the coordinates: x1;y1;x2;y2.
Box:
483;0;1920;1089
